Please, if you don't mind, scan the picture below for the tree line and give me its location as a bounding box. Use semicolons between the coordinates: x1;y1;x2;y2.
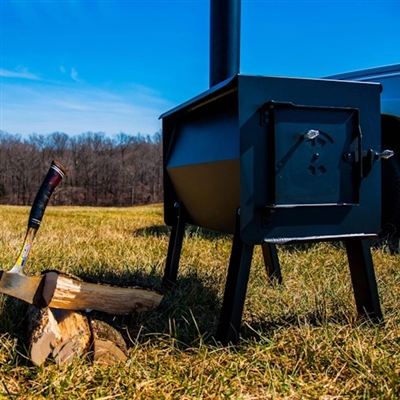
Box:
0;131;163;207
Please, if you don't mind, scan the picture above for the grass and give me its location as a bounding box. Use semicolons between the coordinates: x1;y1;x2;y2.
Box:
0;204;399;399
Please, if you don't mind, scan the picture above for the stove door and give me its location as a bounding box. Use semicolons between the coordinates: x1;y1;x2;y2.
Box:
267;102;362;207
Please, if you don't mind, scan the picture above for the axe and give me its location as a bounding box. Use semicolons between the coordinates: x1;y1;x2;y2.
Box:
0;160;67;305
0;161;163;314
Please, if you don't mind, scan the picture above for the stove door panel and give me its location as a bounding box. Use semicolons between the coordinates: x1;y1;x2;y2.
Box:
269;103;361;207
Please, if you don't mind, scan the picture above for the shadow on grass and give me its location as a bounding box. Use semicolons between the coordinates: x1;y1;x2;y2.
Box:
133;224;232;241
72;264;223;347
0;296;32;366
0;295;28;336
127;273;222;346
120;226;384;346
239;310;360;343
129;274;367;348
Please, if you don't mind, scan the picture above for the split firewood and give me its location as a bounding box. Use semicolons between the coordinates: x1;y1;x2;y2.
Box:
51;308;92;365
27;305;61;366
42;271;163;314
1;270;163;314
24;271;161;366
26;306;130;366
26;306;91;366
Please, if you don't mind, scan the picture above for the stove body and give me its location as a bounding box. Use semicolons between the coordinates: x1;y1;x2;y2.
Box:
162;74;382;245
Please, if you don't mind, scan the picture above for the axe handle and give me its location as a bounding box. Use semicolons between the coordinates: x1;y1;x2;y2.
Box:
14;227;37;271
11;161;67;273
28;160;67;230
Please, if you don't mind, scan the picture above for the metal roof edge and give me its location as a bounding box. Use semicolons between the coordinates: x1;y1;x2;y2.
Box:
324;64;400;81
159;75;238;120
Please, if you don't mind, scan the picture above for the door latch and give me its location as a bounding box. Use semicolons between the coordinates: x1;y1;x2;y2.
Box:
362;148;395;177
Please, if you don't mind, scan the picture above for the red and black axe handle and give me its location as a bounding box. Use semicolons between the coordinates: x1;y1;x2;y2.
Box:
10;160;67;274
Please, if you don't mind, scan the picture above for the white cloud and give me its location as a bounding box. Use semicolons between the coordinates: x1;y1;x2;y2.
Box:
59;65;82;82
0;79;173;136
70;67;81;82
0;68;40;80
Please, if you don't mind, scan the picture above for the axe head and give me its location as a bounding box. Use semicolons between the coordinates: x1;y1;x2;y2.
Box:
0;271;45;306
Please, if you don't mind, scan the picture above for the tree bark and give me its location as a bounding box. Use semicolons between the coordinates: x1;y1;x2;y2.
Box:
89;318;128;364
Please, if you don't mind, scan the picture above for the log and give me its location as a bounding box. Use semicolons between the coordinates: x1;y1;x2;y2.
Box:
27;305;61;366
42;271;163;314
27;306;91;366
26;306;130;366
89;318;128;365
51;308;91;365
25;270;161;365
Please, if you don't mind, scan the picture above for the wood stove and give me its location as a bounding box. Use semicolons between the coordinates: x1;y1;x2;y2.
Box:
160;0;389;345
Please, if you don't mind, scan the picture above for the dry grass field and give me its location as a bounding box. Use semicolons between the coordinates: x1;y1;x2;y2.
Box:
0;204;399;399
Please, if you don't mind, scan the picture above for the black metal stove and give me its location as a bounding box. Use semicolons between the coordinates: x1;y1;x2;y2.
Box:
160;0;388;345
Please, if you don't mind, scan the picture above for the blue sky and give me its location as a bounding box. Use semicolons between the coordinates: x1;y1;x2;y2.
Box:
1;0;399;137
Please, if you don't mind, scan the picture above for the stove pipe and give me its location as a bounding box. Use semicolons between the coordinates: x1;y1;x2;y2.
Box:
209;0;241;87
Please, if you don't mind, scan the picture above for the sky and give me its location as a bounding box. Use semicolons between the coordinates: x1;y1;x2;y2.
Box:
0;0;399;138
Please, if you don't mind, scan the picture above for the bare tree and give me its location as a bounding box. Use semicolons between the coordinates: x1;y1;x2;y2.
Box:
0;130;163;207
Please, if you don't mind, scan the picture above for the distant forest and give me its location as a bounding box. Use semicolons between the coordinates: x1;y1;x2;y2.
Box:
0;131;163;207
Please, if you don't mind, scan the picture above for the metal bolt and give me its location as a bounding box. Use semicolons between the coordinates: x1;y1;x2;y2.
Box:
303;129;320;140
313;153;320;161
343;152;353;162
263;111;269;125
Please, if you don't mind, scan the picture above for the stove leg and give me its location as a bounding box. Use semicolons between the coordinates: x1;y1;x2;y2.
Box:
163;202;186;288
215;211;254;345
345;239;383;321
261;242;282;284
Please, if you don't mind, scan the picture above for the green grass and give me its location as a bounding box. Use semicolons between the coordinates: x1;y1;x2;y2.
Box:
0;204;399;399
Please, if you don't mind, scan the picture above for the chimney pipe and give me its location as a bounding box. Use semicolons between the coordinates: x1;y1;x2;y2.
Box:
209;0;241;88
